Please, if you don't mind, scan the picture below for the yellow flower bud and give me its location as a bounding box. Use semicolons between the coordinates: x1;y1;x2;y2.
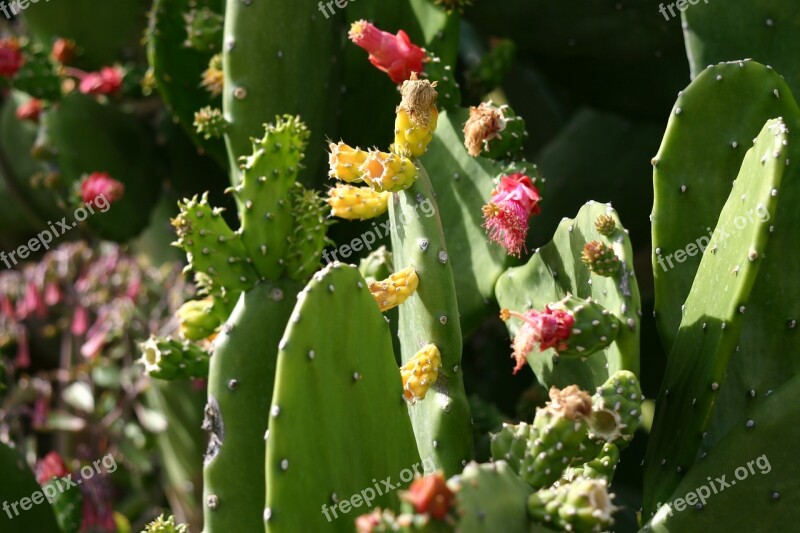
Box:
369;266;419;312
400;344;441;402
360;150;418;192
328;141;368;183
327;183;390;220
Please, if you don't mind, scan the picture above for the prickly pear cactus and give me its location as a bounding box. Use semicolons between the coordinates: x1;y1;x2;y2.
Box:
495;202;641;391
202;280;300;533
139;336;210;380
527;476;616;533
651;60;799;350
451;461;533;533
643;118;789;515
643;372;800;532
588;369;642;447
390;162;474;476
222;0;340;183
265;263;420;532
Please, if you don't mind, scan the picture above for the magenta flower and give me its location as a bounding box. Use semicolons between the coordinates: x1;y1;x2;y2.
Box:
0;38;23;78
349;20;426;84
482;173;541;257
78;66;122;95
80;172;124;208
501;306;574;374
36;452;69;484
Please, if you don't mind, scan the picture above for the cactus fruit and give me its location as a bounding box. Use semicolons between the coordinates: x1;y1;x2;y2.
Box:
501;294;620;373
588;370;642;446
391;74;439;158
370;267;420;312
495;202;640;391
176;297;223;341
593;214;615;237
360;150;419;193
142;514;188;533
328;142;369;183
264;263;420;532
451;461;533;533
400;343;442;403
581;240;620;277
527;477;617;533
327;184;390;221
643;118;789;515
172;193;258;295
564;442;620;482
389;161;474;476
463;102;526;160
139;336;210;380
194;106;227;140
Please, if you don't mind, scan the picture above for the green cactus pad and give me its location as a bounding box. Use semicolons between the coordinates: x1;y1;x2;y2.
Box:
527;476;616;533
419;108;516;332
423;53;461;110
183;6;224;52
389;161;474;476
652;60;800;350
495;202;640;391
642;372;800;532
223;0;340;184
265;263;420;532
0;443;60;532
588;370;643;447
172;193;259;295
643;118;789;515
564;442;620;482
139;336;210;380
451;461;533;533
550;294;621;358
358;246;394;284
237;115;310;280
683;1;800;98
203;280;300;533
146;0;227;167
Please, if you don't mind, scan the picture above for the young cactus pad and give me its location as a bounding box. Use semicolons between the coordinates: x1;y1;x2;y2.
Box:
643;118;789;515
495;202;640;391
265;263;420;533
202;280;300;533
389;162;474;476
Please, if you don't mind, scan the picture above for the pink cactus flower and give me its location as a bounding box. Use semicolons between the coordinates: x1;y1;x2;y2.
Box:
348;20;427;84
17;281;47;320
482;173;541;257
80;172;124;208
15;98;44;122
80;317;111;359
36;452;69;484
0;38;23;78
78;66;122;95
43;282;62;306
51;38;76;64
71;306;89;336
501;306;574;374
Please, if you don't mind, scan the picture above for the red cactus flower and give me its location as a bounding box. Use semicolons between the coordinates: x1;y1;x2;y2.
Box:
43;282;61;305
348;20;426;84
482;173;541;257
36;452;69;484
78;66;122;95
80;172;124;208
0;38;24;78
501;306;574;374
16;98;44;123
402;473;455;520
51;38;77;64
71;306;89;336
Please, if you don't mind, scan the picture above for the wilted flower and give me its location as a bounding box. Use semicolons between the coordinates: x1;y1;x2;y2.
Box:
482;173;541;257
500;306;574;374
